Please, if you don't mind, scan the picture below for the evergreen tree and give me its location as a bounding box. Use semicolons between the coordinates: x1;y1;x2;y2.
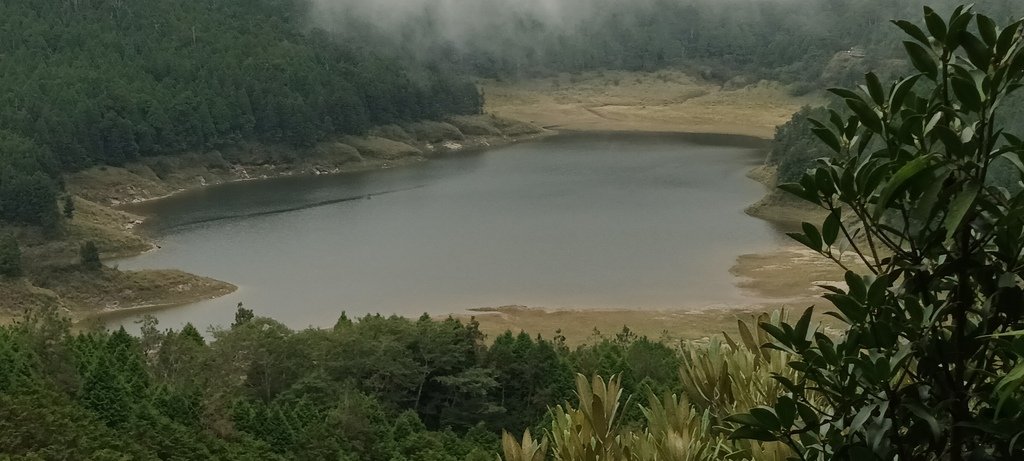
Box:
232;303;254;328
0;234;22;278
80;241;102;271
63;195;75;220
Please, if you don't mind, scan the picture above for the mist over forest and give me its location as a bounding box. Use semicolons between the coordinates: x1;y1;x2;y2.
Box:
309;0;1024;86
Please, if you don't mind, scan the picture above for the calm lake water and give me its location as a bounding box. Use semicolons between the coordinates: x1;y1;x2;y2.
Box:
108;133;786;331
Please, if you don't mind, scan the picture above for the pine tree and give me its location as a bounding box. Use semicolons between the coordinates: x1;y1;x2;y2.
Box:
0;235;23;277
63;195;75;220
80;241;102;271
232;303;254;328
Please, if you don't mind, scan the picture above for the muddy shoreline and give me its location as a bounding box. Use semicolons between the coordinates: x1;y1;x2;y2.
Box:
29;116;552;325
64;73;829;342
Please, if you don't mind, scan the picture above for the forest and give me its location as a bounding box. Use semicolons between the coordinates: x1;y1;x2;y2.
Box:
0;0;482;228
0;307;683;459
3;0;1024;230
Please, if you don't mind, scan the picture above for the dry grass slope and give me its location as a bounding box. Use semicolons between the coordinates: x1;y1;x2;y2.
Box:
483;70;822;138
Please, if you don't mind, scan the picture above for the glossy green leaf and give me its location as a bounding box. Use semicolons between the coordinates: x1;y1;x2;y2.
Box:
811;124;842;153
824;293;866;323
997;20;1023;58
794;307;814;344
778;182;819;205
828;87;862;101
923;7;946;42
977;15;998;46
796;402;820;427
849;403;877;433
889;74;923;113
951;75;983;111
724;412;762;427
945;10;975;49
822;210;841;246
906;403;942;440
943;182;980;241
845;98;883;133
904;41;938;78
749;407;781;431
815;168;837;196
776;397;797;429
845;271;866;300
961;31;993;69
864;72;885;106
874;155;935;219
800;222;823;252
728;426;778;442
893;20;930;45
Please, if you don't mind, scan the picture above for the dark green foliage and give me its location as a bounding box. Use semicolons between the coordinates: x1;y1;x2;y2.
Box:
0;234;22;278
0;307;582;459
232;303;254;328
79;241;101;271
0;0;483;232
63;195;75;220
768;107;831;183
568;328;682;424
730;6;1024;459
0;132;60;230
485;331;574;433
0;0;481;170
2;302;737;459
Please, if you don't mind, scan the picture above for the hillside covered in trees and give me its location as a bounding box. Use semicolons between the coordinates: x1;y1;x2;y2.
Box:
0;308;684;459
0;0;482;228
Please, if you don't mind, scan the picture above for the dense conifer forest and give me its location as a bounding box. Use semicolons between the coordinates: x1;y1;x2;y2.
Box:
0;0;482;228
0;308;681;459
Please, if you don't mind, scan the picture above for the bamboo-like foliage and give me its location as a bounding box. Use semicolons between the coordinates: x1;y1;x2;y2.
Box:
631;392;730;461
679;312;798;415
501;430;550;461
548;374;632;461
499;314;797;461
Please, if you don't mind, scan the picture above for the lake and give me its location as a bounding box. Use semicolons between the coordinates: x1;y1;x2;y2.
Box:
108;132;786;331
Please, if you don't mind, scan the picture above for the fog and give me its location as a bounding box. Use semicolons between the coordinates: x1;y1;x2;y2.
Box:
305;0;1000;48
303;0;839;71
308;0;617;43
303;0;1022;82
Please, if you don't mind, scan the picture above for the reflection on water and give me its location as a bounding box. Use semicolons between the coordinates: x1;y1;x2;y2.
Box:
108;133;786;332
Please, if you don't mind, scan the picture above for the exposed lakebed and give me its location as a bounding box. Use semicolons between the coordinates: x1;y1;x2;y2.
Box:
108;133;787;331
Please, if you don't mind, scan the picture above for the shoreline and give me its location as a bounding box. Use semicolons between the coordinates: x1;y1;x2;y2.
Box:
59;118;553;325
118;130;558;210
61;73;828;342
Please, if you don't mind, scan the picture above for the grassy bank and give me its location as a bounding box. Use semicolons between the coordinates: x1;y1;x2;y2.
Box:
0;193;238;322
68;115;546;206
482;69;821;138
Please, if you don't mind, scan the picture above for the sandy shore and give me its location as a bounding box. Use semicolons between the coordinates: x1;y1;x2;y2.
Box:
460;71;840;343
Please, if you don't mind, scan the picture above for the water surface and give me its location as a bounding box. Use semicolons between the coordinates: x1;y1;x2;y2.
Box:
110;133;784;331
